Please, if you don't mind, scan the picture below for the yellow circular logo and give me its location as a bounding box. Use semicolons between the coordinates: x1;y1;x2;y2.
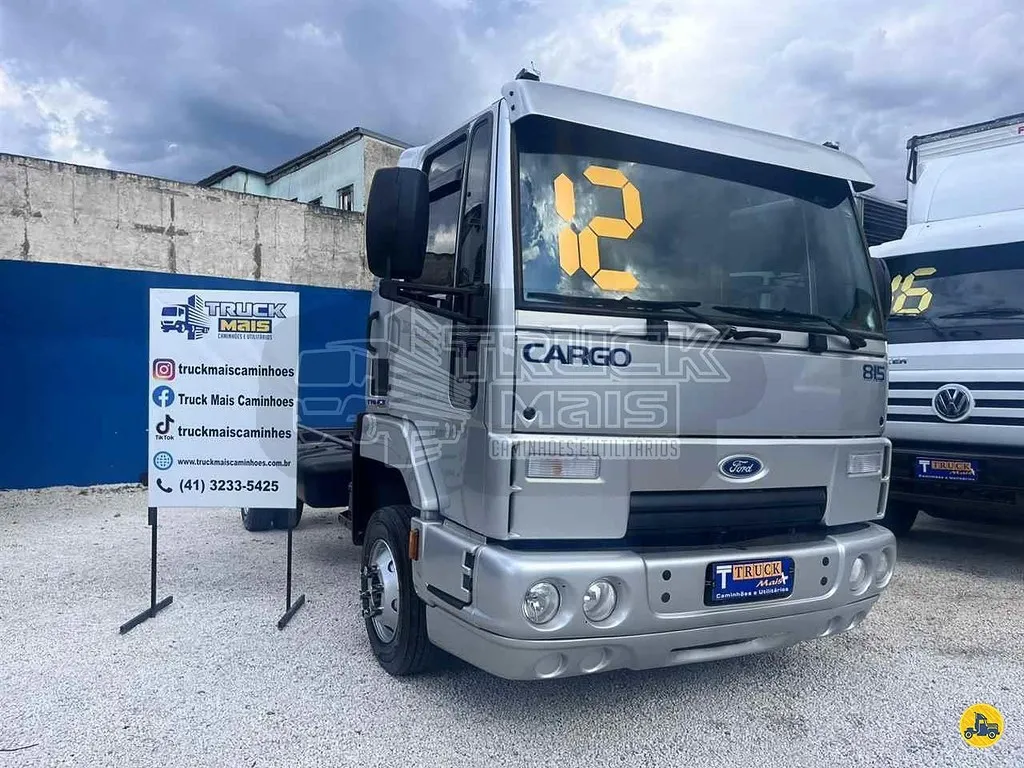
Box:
960;703;1005;748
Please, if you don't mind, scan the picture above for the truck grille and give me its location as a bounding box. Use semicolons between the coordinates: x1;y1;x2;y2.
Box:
627;487;827;541
888;381;1024;427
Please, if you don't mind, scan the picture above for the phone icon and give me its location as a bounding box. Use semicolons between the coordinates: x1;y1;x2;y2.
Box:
156;478;173;493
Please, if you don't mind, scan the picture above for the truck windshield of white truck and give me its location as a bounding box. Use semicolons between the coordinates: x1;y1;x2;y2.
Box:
885;240;1024;343
513;115;884;337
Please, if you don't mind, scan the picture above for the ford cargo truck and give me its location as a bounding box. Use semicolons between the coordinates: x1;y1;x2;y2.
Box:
311;72;898;681
872;113;1024;536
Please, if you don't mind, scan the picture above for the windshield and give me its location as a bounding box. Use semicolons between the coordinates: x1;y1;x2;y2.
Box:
883;240;1024;343
514;117;883;334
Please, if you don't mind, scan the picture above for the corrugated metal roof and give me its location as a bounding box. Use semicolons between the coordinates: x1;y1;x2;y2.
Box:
859;194;907;246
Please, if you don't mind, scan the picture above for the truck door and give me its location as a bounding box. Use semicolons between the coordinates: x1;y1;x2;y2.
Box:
372;108;496;529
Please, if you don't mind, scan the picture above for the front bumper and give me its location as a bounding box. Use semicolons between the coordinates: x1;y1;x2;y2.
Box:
427;594;879;680
889;441;1024;520
413;521;896;680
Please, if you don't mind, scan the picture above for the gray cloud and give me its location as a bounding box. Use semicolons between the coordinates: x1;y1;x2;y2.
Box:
1;0;1022;199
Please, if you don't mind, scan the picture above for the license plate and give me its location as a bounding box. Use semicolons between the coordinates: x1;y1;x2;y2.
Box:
914;456;979;482
705;557;795;606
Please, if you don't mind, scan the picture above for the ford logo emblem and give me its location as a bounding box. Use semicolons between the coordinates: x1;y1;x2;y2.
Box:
718;455;766;481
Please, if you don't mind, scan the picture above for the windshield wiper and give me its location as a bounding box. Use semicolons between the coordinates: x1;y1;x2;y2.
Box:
710;305;868;349
888;312;949;339
527;292;740;339
938;306;1024;319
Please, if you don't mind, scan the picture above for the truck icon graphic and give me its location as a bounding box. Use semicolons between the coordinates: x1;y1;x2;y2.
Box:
159;295;210;340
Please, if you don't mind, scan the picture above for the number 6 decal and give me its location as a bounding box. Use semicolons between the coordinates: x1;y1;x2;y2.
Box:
553;165;643;292
890;267;936;315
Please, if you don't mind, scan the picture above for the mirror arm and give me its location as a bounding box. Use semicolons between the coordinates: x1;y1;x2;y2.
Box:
380;280;490;325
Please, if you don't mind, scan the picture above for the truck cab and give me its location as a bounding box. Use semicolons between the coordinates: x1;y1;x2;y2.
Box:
349;73;898;681
160;305;187;332
872;113;1024;535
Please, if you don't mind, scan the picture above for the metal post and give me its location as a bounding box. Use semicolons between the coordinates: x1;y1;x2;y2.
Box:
119;507;173;634
276;506;306;629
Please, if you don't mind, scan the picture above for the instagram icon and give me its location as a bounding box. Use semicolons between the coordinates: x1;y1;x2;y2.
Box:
152;359;176;381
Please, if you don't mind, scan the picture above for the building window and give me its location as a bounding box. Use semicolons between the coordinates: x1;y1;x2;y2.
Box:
337;185;354;211
308;196;322;206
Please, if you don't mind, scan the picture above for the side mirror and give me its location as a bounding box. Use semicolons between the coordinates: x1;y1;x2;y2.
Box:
365;167;429;280
870;256;892;328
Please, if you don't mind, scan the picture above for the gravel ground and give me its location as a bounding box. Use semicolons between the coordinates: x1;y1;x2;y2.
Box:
1;485;1021;768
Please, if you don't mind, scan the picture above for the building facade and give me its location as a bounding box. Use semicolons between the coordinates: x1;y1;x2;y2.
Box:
197;127;408;212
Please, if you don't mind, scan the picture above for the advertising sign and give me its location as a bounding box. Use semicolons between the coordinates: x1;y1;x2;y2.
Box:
147;288;299;508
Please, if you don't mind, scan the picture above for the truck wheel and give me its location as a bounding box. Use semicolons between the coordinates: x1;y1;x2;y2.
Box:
880;502;918;537
360;504;437;677
241;507;275;532
274;501;303;530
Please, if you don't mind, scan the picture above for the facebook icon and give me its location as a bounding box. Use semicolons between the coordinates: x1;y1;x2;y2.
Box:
152;385;176;408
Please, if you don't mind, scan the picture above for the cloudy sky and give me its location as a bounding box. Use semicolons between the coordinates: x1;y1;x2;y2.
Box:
1;0;1021;199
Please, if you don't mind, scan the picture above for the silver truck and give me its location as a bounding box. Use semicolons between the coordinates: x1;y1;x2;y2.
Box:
344;71;898;681
872;112;1024;536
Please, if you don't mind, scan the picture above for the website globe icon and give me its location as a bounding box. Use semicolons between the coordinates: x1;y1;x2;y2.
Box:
153;452;174;471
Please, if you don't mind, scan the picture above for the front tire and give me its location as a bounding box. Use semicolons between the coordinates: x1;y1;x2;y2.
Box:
274;501;303;530
241;507;275;531
360;504;437;677
880;501;918;537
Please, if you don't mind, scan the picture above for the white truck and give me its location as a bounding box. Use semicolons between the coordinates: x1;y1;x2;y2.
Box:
284;71;899;680
872;113;1024;536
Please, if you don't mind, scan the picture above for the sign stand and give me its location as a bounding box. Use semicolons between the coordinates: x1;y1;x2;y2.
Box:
119;506;174;634
277;505;306;630
122;287;301;636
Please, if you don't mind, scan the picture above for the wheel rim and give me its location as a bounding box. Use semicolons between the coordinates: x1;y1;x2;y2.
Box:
367;538;400;643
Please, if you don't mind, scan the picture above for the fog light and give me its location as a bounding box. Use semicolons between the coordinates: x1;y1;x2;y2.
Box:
848;452;883;476
874;547;896;588
526;456;600;479
523;581;560;625
849;555;870;592
582;579;617;622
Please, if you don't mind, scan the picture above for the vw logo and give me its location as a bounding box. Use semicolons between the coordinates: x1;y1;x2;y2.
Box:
718;455;766;482
933;383;973;423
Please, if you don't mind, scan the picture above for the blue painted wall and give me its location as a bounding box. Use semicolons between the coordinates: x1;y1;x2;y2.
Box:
0;260;371;490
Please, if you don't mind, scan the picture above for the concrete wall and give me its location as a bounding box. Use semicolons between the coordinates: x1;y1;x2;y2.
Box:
0;153;374;290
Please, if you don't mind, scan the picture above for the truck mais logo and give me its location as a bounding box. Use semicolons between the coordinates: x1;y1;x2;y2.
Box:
157;294;286;341
208;300;285;339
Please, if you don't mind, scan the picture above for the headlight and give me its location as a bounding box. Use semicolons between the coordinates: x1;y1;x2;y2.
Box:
582;579;617;622
523;581;560;625
849;555;870;592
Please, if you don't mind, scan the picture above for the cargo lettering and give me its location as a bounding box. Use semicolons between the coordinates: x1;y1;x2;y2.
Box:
522;343;631;367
